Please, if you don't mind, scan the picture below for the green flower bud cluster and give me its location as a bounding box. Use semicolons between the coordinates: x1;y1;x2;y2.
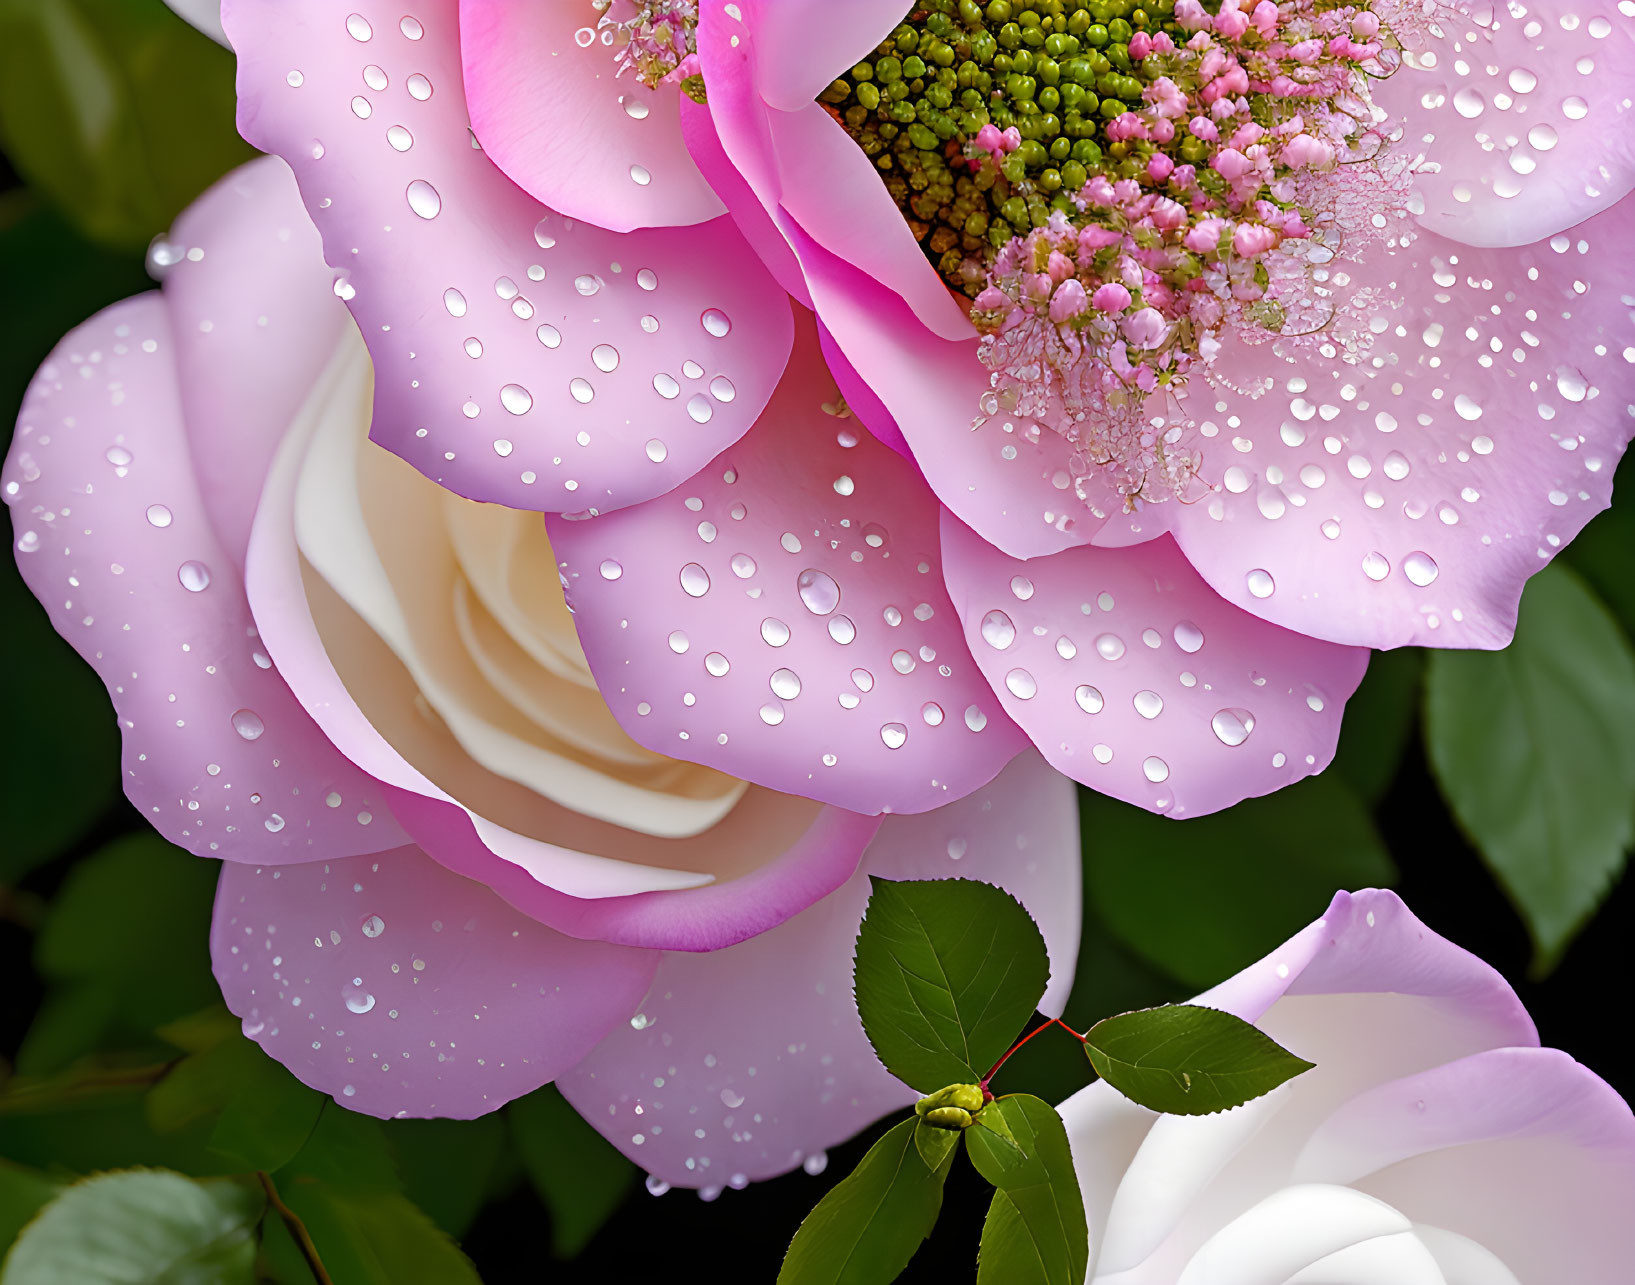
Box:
820;0;1187;295
913;1082;988;1130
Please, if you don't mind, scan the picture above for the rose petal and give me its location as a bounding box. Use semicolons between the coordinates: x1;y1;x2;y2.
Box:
163;0;227;46
940;516;1368;816
814;315;911;459
1169;201;1635;649
795;233;1168;559
739;0;915;111
163;156;350;567
4;296;404;862
223;0;794;515
245;341;876;918
548;311;1028;815
212;844;659;1118
1376;5;1635;248
559;749;1079;1188
458;0;723;231
693;3;974;342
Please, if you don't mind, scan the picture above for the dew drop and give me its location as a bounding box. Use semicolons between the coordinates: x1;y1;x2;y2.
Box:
177;560;211;592
880;722;909;749
500;383;533;415
405;179;441;219
599;559;624;581
761;617;790;646
797;569;841;615
592;344;620;373
232;709;266;740
1404;550;1439;586
679;563;710;597
1246;569;1275;598
1173;621;1204;653
361;915;385;938
702;309;732;337
1004;668;1038;700
1094;632;1126;661
1142;756;1170;783
1211;707;1256;746
1074;684;1104;714
981;609;1017;650
146;503;173;528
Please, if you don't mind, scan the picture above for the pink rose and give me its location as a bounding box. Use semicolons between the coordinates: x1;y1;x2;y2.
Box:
1061;890;1635;1280
3;158;1081;1191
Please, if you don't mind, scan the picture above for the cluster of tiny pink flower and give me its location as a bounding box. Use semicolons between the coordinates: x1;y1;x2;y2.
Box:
598;0;699;88
971;0;1418;509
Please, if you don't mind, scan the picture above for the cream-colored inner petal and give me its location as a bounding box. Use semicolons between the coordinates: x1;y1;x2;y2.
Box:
291;337;755;844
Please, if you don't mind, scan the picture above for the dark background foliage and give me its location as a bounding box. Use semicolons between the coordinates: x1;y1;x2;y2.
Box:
0;4;1630;1280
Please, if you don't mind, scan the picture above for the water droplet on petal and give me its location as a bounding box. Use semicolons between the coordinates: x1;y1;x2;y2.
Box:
1211;708;1255;746
232;709;266;740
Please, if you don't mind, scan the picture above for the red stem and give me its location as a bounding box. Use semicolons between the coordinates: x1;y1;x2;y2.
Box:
981;1017;1086;1090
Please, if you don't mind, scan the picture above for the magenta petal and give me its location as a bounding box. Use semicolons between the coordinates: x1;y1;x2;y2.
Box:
1375;6;1635;248
5;297;404;862
458;0;723;232
559;750;1079;1189
1169;202;1635;649
740;0;916;111
223;0;794;515
941;517;1369;817
548;313;1028;815
164;156;350;568
693;4;972;342
212;845;659;1118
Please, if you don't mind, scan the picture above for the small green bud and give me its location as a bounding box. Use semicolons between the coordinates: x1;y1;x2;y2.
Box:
923;1106;973;1130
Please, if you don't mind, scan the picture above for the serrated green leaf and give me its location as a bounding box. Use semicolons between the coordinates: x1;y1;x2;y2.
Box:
509;1085;635;1258
0;1169;258;1284
1083;1005;1313;1115
275;1104;400;1196
0;0;253;250
1424;563;1635;972
1082;776;1395;989
964;1095;1087;1285
853;878;1050;1091
778;1118;954;1285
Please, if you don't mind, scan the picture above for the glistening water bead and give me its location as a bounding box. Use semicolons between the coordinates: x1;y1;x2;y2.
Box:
822;0;1185;296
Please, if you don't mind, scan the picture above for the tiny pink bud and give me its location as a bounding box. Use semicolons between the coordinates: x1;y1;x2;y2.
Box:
1092;282;1133;313
1121;306;1168;349
1231;223;1279;256
1049;278;1089;323
973;287;1010;312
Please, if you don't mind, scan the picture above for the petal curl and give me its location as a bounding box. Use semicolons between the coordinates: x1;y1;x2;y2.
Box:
548;312;1028;816
1377;3;1635;248
559;750;1079;1189
222;0;794;515
691;0;974;343
212;845;659;1118
163;155;350;567
738;0;912;111
1169;201;1635;649
941;518;1368;816
244;337;878;931
4;296;404;862
458;0;723;231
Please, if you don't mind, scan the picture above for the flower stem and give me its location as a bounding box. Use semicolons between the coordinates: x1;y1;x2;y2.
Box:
981;1017;1087;1091
257;1171;333;1285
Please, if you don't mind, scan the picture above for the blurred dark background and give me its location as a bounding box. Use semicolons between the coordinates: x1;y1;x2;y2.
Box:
1;3;1631;1281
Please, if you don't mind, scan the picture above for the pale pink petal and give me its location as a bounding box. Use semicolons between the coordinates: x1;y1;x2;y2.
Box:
797;240;1161;559
1301;1047;1635;1282
243;360;880;935
941;516;1368;817
212;844;659;1118
4;297;404;862
547;313;1028;816
740;0;915;111
692;2;974;342
1169;201;1635;649
815;315;911;459
560;750;1079;1189
458;0;723;232
1377;4;1635;248
222;0;794;515
163;156;350;567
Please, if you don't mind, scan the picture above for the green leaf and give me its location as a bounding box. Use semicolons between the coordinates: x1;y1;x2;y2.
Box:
1565;452;1635;643
275;1105;400;1196
385;1115;510;1240
274;1186;482;1285
1332;647;1424;804
853;878;1051;1091
1083;1005;1314;1115
0;1169;258;1284
1082;776;1395;989
0;0;253;249
964;1096;1088;1285
0;1163;59;1260
913;1122;962;1172
509;1085;635;1258
778;1118;954;1285
1424;563;1635;972
22;835;220;1072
